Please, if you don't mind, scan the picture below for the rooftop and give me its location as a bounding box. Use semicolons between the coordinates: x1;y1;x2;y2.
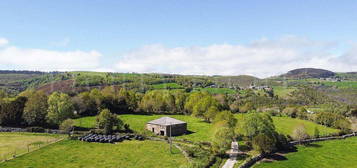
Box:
147;117;186;126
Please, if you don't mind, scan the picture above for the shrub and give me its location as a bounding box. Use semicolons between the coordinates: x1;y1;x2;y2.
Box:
60;119;75;135
292;124;309;143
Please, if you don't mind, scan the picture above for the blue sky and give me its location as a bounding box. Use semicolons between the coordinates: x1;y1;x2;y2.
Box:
0;0;357;77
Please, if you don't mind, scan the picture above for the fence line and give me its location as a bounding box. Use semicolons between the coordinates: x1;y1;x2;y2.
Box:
0;137;65;163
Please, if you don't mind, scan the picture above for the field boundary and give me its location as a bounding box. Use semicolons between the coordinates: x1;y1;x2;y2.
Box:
0;137;66;163
236;132;357;168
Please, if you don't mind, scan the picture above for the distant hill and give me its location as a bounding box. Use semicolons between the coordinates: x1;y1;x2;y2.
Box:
212;75;260;88
280;68;336;79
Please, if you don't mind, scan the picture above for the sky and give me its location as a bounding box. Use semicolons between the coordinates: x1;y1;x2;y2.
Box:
0;0;357;78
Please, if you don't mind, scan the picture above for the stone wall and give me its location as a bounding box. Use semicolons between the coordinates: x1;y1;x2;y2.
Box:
289;132;357;145
146;123;187;136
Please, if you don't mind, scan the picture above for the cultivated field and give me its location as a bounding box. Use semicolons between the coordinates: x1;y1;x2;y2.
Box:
75;114;213;142
254;137;357;168
0;132;63;161
235;114;339;136
0;140;189;168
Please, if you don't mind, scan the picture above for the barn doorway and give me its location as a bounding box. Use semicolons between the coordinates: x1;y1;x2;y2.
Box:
152;128;154;132
160;130;165;136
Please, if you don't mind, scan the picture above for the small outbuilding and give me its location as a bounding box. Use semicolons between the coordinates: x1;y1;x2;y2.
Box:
146;117;187;136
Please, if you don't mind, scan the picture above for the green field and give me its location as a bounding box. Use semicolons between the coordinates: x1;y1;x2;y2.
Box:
272;86;296;98
75;114;213;142
0;132;64;161
151;83;184;89
235;114;339;136
322;81;357;89
0;140;188;168
193;87;237;94
254;137;357;168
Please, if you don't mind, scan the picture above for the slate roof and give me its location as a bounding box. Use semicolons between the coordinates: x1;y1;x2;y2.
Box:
147;117;186;126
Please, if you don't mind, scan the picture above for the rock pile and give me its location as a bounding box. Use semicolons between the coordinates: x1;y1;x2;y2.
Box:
79;134;145;143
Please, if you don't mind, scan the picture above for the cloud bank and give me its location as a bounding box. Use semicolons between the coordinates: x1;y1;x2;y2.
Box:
1;36;356;77
115;36;357;78
0;38;102;71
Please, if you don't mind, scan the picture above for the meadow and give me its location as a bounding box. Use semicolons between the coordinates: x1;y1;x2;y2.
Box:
235;114;339;137
76;114;339;143
322;81;357;89
75;114;213;142
0;140;189;168
254;137;357;168
272;86;296;98
0;132;64;161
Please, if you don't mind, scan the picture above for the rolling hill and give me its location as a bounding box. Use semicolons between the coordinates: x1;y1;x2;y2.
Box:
280;68;336;79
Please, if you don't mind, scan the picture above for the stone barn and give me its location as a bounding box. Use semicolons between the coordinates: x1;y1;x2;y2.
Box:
146;117;187;136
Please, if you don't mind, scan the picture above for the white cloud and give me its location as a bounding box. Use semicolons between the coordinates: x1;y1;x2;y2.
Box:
0;38;9;46
114;36;357;78
0;46;102;71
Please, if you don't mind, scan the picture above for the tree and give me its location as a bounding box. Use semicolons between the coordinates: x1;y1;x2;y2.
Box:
96;109;123;134
23;91;48;126
204;106;219;122
60;119;75;136
211;121;235;155
292;124;309;143
213;110;237;128
236;113;276;140
47;92;74;126
252;134;276;154
0;96;27;126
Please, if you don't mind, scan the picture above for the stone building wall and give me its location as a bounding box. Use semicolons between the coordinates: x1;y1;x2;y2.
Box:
146;123;187;136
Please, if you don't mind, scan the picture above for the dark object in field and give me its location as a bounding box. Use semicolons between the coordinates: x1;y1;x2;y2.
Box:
79;133;145;143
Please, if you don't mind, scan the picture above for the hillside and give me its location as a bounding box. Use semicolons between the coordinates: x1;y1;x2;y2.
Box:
212;75;261;88
280;68;336;79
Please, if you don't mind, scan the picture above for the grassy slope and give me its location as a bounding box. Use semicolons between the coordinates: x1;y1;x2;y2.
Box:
0;132;63;159
272;86;296;98
75;114;213;142
254;137;357;168
0;140;188;168
322;81;357;89
235;114;339;136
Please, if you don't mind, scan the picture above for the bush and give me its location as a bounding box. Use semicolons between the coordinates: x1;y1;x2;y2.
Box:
292;124;309;142
60;119;75;135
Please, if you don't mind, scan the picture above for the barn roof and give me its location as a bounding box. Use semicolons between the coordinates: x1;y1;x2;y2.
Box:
147;117;186;126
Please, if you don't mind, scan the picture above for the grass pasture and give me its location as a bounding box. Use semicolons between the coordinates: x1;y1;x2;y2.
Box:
75;114;213;142
235;114;339;137
0;140;189;168
272;86;296;98
322;81;357;89
0;132;63;161
255;137;357;168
